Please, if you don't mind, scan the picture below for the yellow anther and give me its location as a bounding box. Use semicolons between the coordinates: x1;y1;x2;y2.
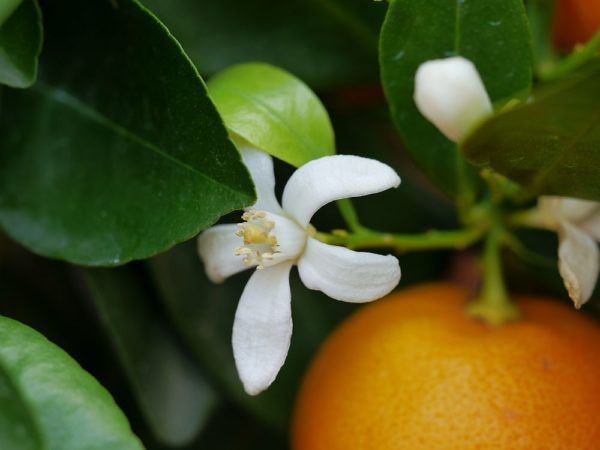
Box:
242;224;270;245
234;210;280;267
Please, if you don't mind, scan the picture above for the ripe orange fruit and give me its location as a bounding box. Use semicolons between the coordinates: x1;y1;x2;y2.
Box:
554;0;600;49
292;283;600;450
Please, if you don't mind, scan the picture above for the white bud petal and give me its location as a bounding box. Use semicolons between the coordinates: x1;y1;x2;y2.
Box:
582;209;600;241
540;196;600;224
414;56;492;143
558;221;599;308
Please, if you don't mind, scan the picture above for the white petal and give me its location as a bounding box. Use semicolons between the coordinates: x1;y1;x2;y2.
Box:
197;225;248;283
232;262;293;395
236;211;306;269
240;146;284;214
414;56;492;142
281;155;400;227
582;209;600;241
297;237;401;303
558;221;599;308
265;212;306;264
539;196;600;225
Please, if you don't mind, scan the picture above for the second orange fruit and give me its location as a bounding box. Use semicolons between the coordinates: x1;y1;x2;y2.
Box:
554;0;600;49
293;284;600;449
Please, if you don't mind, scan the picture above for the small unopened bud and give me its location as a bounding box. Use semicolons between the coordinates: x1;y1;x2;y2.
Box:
414;56;492;143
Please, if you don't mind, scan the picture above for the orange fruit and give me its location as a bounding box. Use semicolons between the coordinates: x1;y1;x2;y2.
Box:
554;0;600;49
292;283;600;450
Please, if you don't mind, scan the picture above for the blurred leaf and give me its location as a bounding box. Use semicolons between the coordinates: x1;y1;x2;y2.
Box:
0;0;42;88
147;240;349;430
140;0;385;89
462;59;600;201
0;367;40;450
0;0;21;26
208;63;335;167
526;0;559;77
82;267;219;447
542;31;600;81
380;0;533;198
0;315;143;450
0;0;254;266
194;404;288;450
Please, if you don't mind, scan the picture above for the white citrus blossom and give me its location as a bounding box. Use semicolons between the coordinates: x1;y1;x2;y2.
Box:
414;56;492;143
198;147;401;395
537;197;600;308
413;57;600;307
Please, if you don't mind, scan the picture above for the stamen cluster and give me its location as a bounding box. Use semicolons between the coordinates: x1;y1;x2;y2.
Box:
235;211;279;269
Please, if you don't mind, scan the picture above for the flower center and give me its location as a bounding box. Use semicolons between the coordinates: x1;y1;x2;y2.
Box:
235;211;280;269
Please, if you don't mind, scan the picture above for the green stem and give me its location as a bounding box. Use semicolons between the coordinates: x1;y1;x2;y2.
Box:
540;30;600;82
507;208;547;230
479;169;523;204
336;199;364;233
315;226;484;254
466;227;520;326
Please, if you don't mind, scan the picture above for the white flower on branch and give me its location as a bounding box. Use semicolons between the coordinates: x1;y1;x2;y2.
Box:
198;147;401;395
414;56;492;143
413;56;600;308
538;197;600;308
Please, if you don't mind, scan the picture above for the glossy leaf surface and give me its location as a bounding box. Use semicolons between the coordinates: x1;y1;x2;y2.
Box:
380;0;533;196
0;315;143;450
208;63;335;167
0;0;42;88
0;0;254;266
462;60;600;201
0;0;21;26
83;267;219;447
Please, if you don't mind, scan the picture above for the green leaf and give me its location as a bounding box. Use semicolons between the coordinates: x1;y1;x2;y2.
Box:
0;0;22;26
541;31;600;81
208;63;335;167
82;267;219;447
139;0;385;89
0;0;43;88
462;59;600;201
526;0;559;78
380;0;533;197
0;0;255;266
0;365;41;450
0;315;143;450
194;404;288;449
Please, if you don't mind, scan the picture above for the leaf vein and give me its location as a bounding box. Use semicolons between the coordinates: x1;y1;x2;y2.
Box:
216;86;323;159
35;82;252;201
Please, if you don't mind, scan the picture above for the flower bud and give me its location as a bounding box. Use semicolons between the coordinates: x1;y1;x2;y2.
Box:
414;56;492;143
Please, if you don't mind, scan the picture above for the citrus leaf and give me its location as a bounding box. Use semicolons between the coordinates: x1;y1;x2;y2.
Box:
462;59;600;201
0;0;21;26
0;364;41;450
526;0;561;79
83;267;219;447
0;315;143;450
208;63;335;167
380;0;533;197
139;0;385;89
0;0;42;88
0;0;255;266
